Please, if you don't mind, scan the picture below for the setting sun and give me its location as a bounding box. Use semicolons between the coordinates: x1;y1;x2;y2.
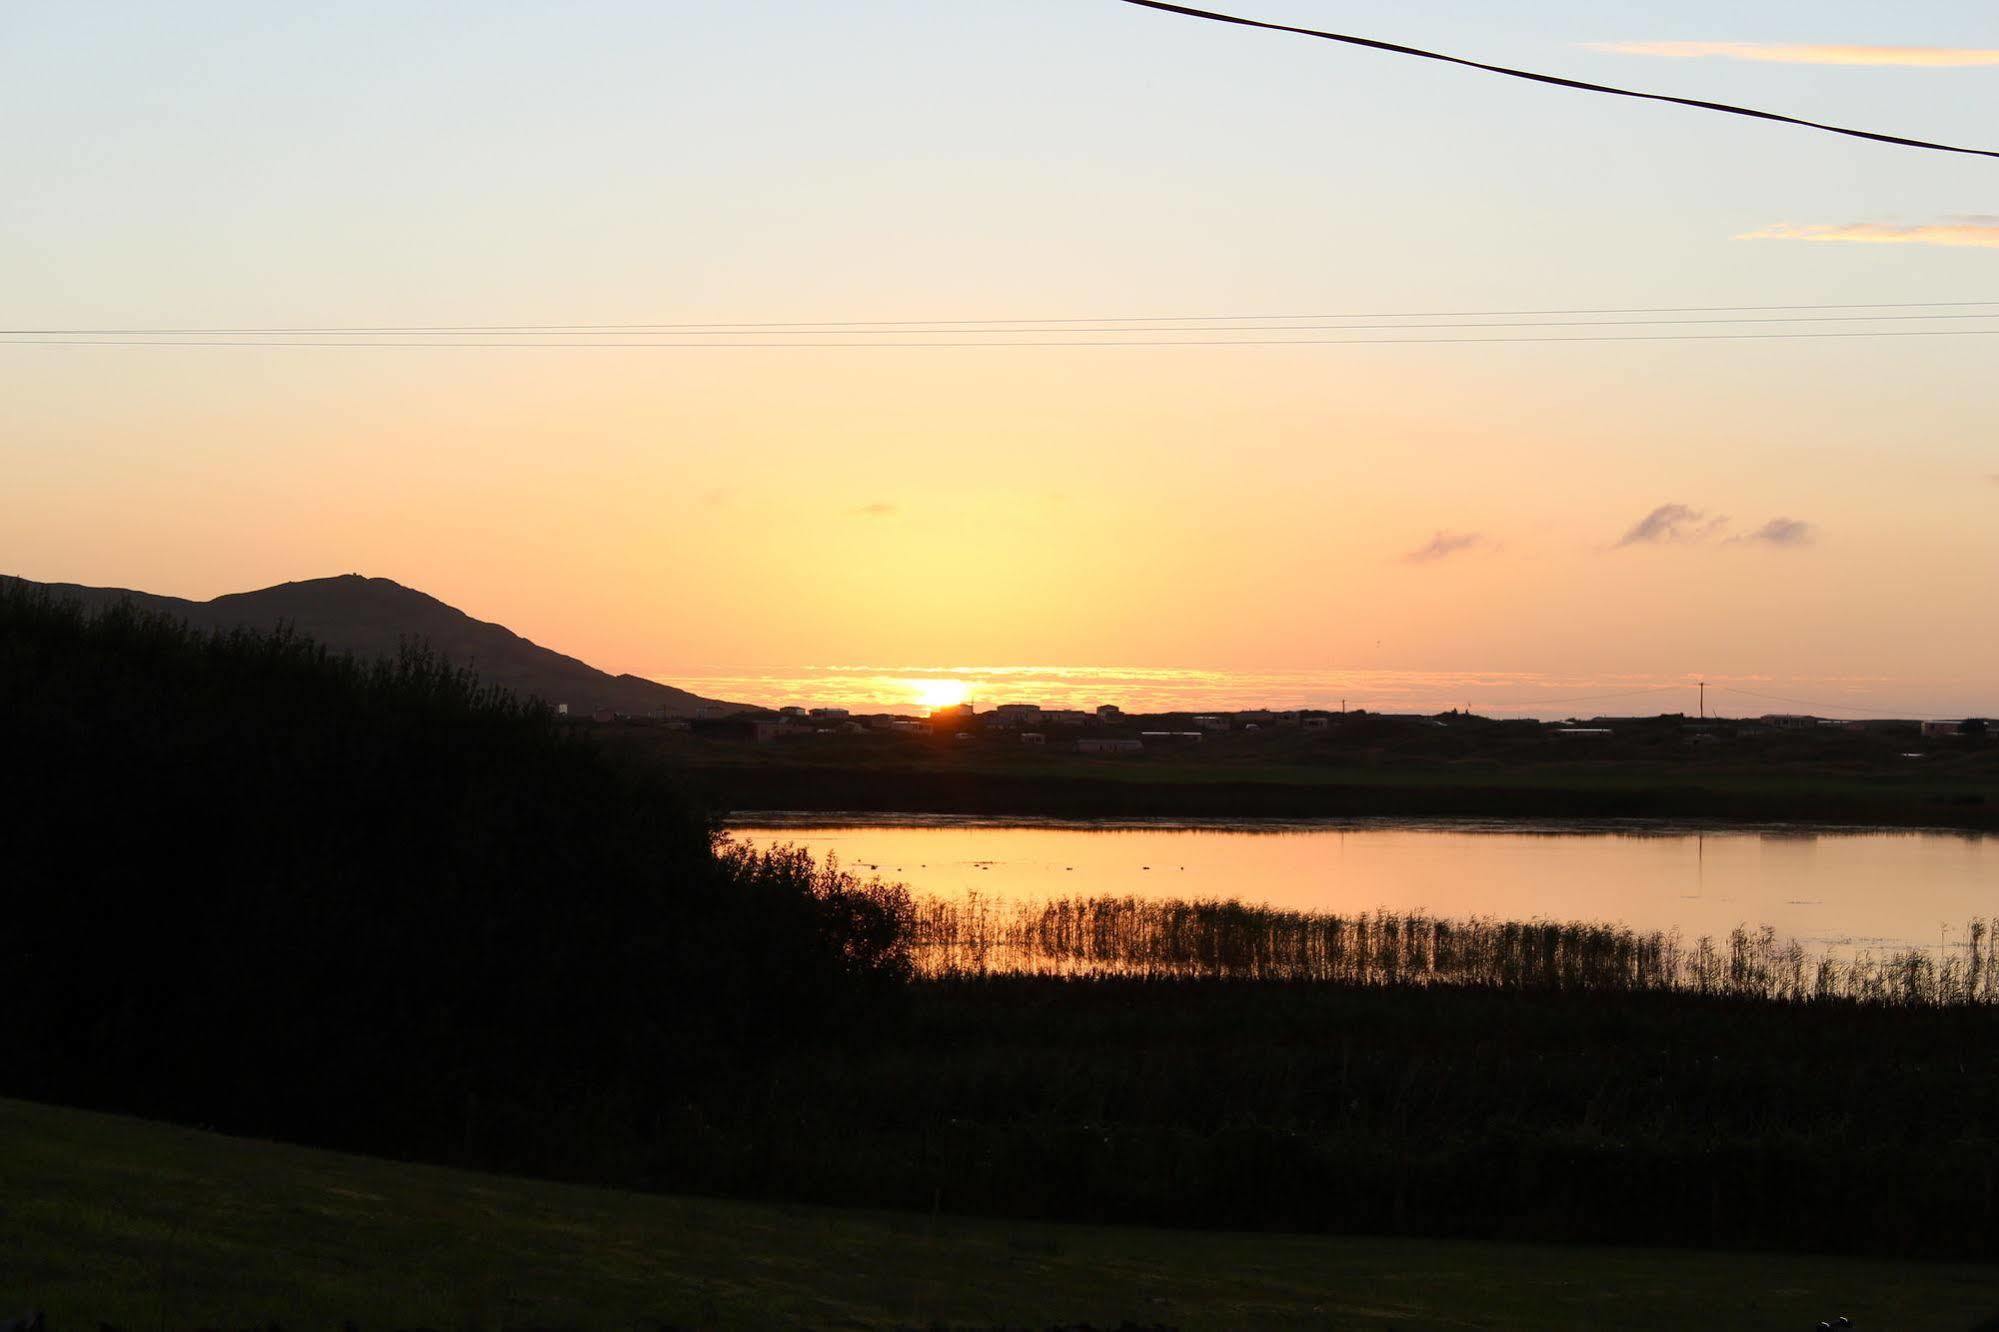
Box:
910;678;970;711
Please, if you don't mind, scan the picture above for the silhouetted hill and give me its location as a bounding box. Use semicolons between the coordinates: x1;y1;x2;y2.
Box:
1;572;745;716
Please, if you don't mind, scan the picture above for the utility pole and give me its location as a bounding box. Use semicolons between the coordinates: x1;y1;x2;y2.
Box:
1699;680;1706;720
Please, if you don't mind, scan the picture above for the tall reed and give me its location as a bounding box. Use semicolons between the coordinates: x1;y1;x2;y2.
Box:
907;893;1999;1005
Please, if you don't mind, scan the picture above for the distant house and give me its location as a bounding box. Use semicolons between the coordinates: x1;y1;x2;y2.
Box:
556;703;569;717
1042;709;1091;726
1096;704;1123;719
1140;731;1203;746
991;704;1044;727
1021;732;1046;746
1192;715;1229;732
1302;716;1330;731
591;708;617;724
1555;728;1612;738
1920;720;1987;738
1077;737;1143;754
780;706;808;718
1760;714;1818;731
809;707;849;719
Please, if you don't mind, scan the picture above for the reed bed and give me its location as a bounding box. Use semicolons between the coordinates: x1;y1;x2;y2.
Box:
909;893;1998;1005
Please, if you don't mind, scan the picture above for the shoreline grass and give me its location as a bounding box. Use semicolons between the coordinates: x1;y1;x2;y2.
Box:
907;893;1998;1003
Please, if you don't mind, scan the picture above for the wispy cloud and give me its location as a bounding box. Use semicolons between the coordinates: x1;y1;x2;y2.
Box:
851;502;899;518
1402;531;1492;564
1738;218;1999;249
1615;505;1820;550
1586;41;1999;68
1616;504;1727;548
1733;517;1817;547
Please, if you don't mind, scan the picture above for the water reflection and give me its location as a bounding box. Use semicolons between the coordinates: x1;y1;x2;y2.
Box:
726;816;1998;954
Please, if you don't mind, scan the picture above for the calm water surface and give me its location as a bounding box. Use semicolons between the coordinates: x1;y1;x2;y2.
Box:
727;816;1999;953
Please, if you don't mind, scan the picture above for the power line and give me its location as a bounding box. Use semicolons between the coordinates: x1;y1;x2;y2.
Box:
7;300;1999;336
10;311;1999;338
1486;685;1688;709
1712;684;1942;720
1117;0;1999;160
12;329;1999;349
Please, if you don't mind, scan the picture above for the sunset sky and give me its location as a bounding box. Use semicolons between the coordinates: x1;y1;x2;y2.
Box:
5;1;1996;716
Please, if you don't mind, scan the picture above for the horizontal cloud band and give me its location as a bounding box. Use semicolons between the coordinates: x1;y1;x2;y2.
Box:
1589;42;1999;68
1739;220;1999;249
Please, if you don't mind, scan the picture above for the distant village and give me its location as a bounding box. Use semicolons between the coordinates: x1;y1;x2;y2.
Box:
559;698;1994;750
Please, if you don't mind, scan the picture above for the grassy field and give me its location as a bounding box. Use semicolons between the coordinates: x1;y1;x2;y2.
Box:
3;1098;1995;1330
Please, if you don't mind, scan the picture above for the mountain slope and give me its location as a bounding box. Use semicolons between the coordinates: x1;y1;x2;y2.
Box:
3;572;744;716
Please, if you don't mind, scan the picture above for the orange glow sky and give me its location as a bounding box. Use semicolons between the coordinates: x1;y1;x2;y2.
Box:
4;1;1996;716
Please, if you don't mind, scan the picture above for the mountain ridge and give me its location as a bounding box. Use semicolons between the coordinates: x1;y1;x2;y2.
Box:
2;572;748;717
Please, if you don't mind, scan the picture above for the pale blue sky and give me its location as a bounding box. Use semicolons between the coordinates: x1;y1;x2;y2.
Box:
5;0;1994;324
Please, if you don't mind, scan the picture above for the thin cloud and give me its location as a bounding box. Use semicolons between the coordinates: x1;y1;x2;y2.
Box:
1616;504;1727;548
851;502;899;518
1734;517;1817;547
1738;218;1999;249
1402;531;1491;564
1587;41;1999;68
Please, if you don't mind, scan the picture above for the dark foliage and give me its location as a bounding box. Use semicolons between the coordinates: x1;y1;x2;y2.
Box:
657;976;1999;1259
0;587;909;1173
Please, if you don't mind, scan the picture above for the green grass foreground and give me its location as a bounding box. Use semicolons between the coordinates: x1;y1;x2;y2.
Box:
3;1099;1995;1331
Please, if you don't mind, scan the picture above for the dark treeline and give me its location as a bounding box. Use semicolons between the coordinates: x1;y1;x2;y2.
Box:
0;587;910;1172
5;587;1997;1261
912;894;1999;1004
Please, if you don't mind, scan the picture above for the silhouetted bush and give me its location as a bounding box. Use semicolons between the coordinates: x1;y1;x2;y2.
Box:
0;585;911;1172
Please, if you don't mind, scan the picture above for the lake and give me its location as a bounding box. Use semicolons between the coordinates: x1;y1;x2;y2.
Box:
725;815;1999;955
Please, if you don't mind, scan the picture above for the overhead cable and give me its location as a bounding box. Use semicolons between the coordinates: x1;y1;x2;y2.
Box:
1116;0;1999;160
